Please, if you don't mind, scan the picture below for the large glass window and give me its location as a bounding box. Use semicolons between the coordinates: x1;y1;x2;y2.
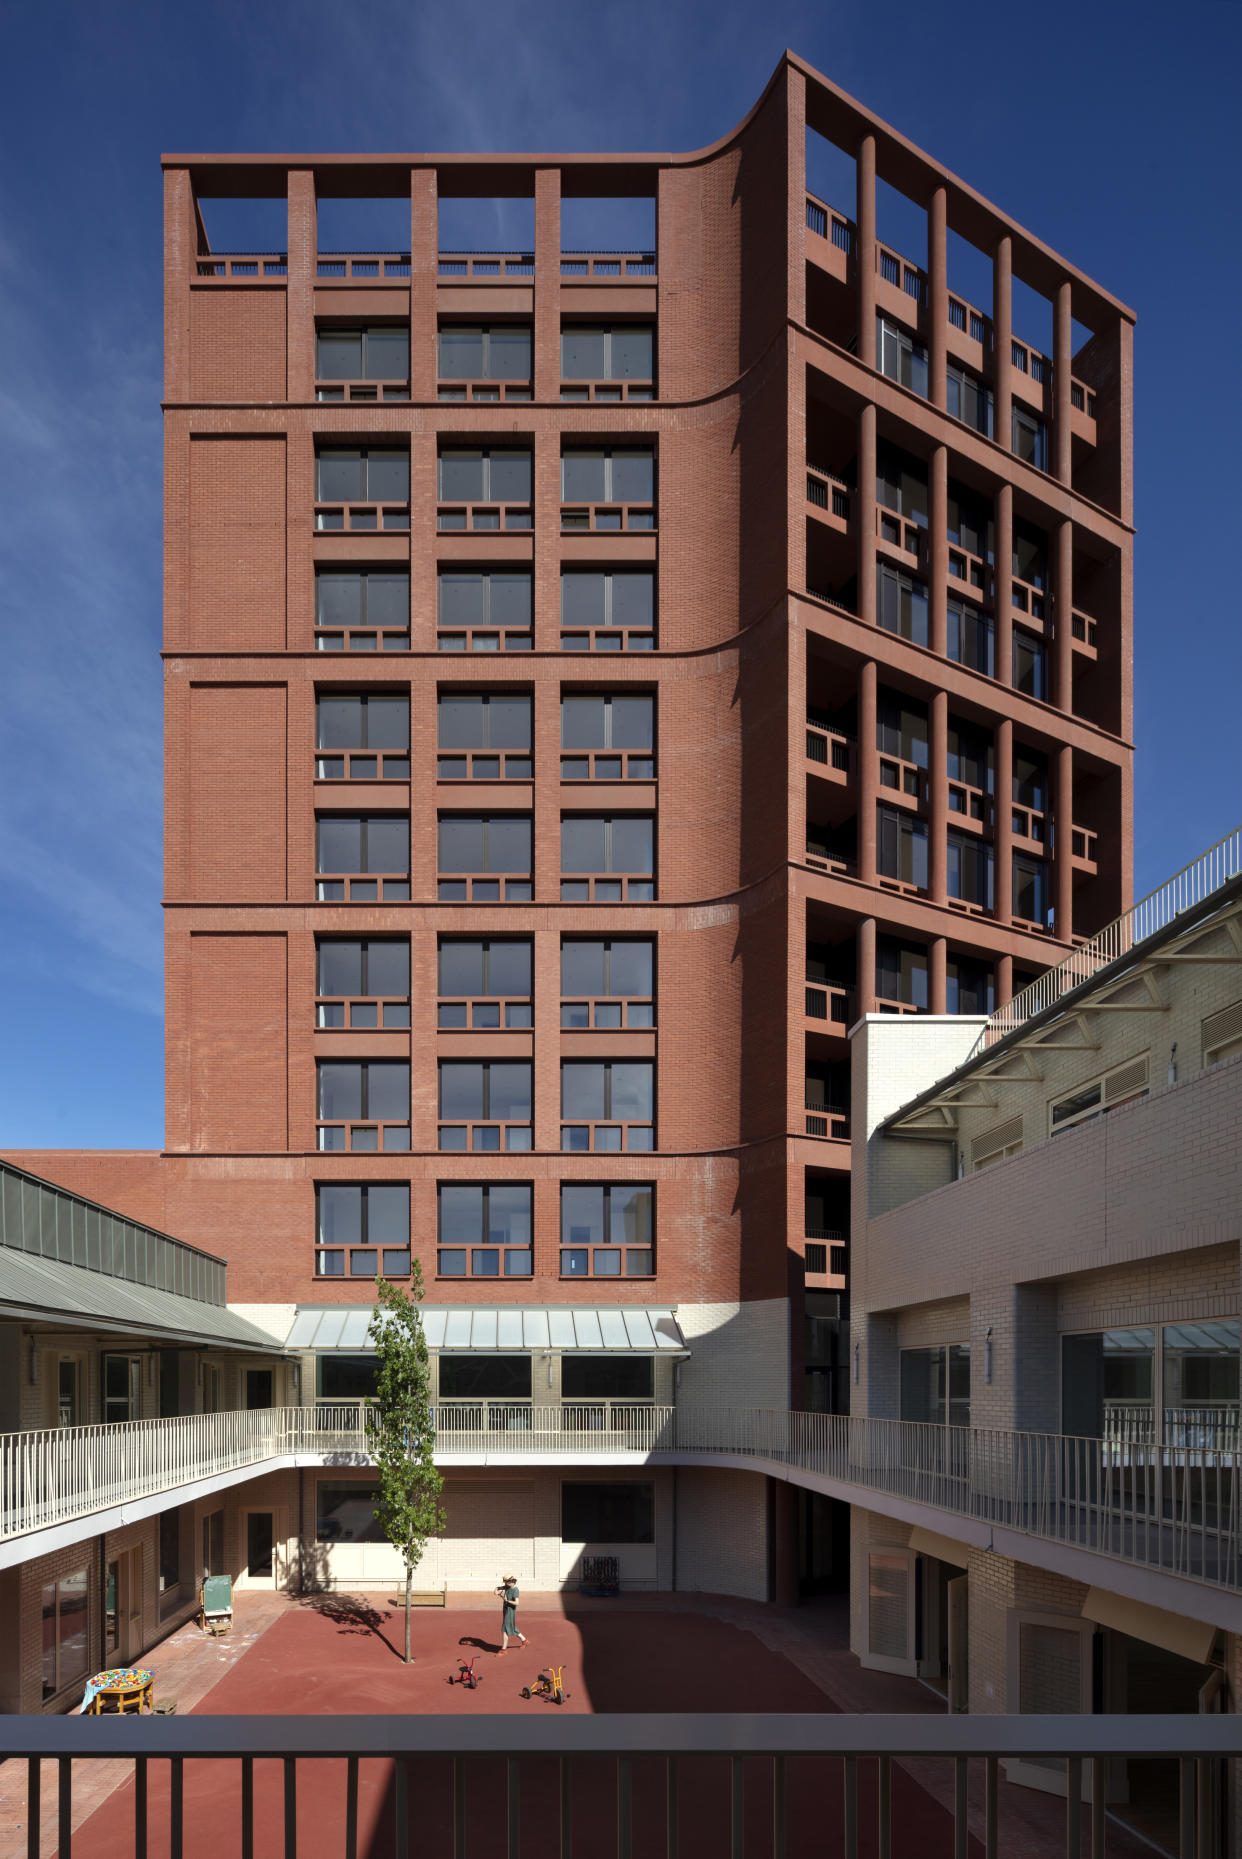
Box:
437;693;532;779
947;831;993;909
437;1184;533;1278
946;482;993;563
561;569;655;652
561;1481;654;1543
561;938;654;1029
437;449;532;528
316;1482;386;1544
315;570;409;652
315;449;410;528
1062;1329;1155;1443
317;1059;410;1152
438;325;532;390
900;1344;970;1428
316;326;410;390
1012;629;1048;700
316;1356;379;1402
877;694;929;774
876;938;928;1010
946;957;995;1016
315;695;409;780
437;815;532;901
1013;852;1049;927
877;318;928;397
561;1061;654;1152
315;1183;410;1279
876;447;928;528
316;815;409;901
41;1570;89;1701
102;1353;141;1425
562;449;655;528
560;1183;654;1277
946;363;993;436
438;1062;532;1151
316;938;410;1029
1012;520;1049;592
561;326;653;395
438;938;532;1029
439;1356;532;1400
947;722;992;800
438;571;533;654
1012;405;1048;472
562;1357;655;1400
1163;1321;1240;1448
946;599;994;677
560;816;654;902
560;695;654;783
877;565;929;647
877;807;928;890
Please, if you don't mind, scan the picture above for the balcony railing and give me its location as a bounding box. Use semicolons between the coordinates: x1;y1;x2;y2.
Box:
806;466;851;522
560;251;656;278
805;1096;850;1140
804;979;854;1027
805;717;852;773
6;1712;1232;1859
5;1407;1237;1595
804;194;855;254
437;251;534;277
981;824;1242;1048
317;252;411;279
195;252;288;279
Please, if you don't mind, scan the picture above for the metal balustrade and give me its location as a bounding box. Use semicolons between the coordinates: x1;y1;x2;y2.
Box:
4;1714;1234;1859
3;1406;1237;1592
981;825;1242;1048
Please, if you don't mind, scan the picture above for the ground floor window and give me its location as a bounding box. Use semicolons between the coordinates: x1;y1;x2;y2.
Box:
202;1509;224;1580
316;1355;379;1401
561;1481;654;1543
439;1355;531;1400
159;1508;181;1597
316;1482;385;1544
560;1357;653;1400
41;1569;89;1700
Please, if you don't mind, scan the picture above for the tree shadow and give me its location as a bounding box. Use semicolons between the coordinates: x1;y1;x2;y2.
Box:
302;1592;405;1662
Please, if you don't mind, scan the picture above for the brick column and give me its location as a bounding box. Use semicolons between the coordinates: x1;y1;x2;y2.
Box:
996;952;1013;1007
929;688;948;905
993;234;1012;460
163;169;194;404
1055;517;1073;714
286;169;316;403
533;168;561;403
995;717;1013;926
994;481;1013;687
929;443;948;658
928;185;948;411
856;916;877;1018
857;403;877;626
785;65;807;329
533;928;561;1155
1053;279;1073;487
409;167;438;402
1055;744;1074;944
856;135;877;369
929;935;947;1015
858;658;878;885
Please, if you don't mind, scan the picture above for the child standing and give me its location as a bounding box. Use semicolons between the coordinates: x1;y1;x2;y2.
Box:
497;1574;527;1655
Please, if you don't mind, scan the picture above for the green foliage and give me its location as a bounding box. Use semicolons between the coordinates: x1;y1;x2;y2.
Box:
366;1267;446;1660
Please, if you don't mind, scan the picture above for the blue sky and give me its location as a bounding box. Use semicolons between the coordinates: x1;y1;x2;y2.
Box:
1;0;1238;1148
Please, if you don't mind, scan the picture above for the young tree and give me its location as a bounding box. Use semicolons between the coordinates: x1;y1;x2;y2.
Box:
366;1266;446;1664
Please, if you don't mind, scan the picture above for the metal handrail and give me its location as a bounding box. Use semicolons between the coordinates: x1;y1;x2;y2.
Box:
982;825;1242;1049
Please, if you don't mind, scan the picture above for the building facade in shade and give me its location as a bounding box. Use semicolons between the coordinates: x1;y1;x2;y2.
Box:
2;51;1136;1628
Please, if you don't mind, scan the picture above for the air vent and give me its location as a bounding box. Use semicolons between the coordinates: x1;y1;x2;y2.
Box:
1203;999;1242;1065
972;1114;1023;1165
1104;1055;1149;1103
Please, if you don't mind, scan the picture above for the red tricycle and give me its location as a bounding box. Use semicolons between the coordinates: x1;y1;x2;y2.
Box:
448;1654;483;1690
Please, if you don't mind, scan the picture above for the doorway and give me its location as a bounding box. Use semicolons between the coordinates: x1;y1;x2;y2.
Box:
105;1547;143;1666
238;1509;280;1589
246;1369;274;1410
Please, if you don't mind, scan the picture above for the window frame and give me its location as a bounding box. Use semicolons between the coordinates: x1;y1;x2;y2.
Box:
945;362;994;437
877;805;929;893
559;325;655;399
314;1182;411;1280
560;936;655;1030
560;815;655;902
437;569;533;654
316;1057;411;1154
315;693;411;782
41;1569;90;1702
314;568;410;653
438;1060;534;1152
437;324;533;398
877;563;930;648
436;692;533;782
559;1182;655;1279
436;1181;534;1279
560;692;655;782
315;937;411;1031
876;317;928;398
315;324;411;399
314;448;411;530
315;814;410;902
560;1059;655;1152
560;568;656;653
437;813;533;902
560;447;656;530
437;447;533;531
437;936;533;1030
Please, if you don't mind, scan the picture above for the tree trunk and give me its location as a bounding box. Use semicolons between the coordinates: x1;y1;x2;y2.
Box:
405;1568;412;1664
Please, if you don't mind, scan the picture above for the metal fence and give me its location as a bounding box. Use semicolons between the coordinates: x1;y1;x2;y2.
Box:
3;1406;1237;1592
0;1712;1233;1859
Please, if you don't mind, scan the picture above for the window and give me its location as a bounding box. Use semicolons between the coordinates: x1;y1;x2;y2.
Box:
317;1059;410;1152
316;326;410;399
946;483;993;565
56;1356;83;1427
160;1508;181;1596
1203;1000;1242;1069
315;694;409;780
437;693;532;780
438;938;532;1029
1012;406;1047;471
561;1060;653;1151
946;957;995;1015
561;450;655;528
439;1355;533;1404
876;447;928;529
876;318;928;397
945;363;993;436
946;831;993;909
316;1482;386;1544
1012;519;1048;593
561;569;654;652
560;1183;654;1276
1012;851;1049;926
877;564;929;647
102;1352;141;1424
561;326;653;399
315;449;410;529
437;325;532;399
561;816;654;901
437;1183;532;1277
41;1570;89;1701
1012;629;1047;700
876;938;928;1010
316;1356;379;1402
1163;1321;1240;1448
561;938;653;1028
438;570;532;653
1013;746;1048;821
946;598;994;677
946;722;992;803
1050;1054;1149;1136
900;1344;970;1427
439;1061;532;1150
316;1183;410;1278
438;449;532;529
438;815;532;901
1062;1328;1154;1443
561;694;654;780
316;938;410;1029
877;807;928;891
315;569;409;652
561;1481;654;1543
877;694;928;785
562;1356;654;1399
316;815;409;901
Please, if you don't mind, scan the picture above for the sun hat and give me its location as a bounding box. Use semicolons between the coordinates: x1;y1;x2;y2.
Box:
502;1574;516;1583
